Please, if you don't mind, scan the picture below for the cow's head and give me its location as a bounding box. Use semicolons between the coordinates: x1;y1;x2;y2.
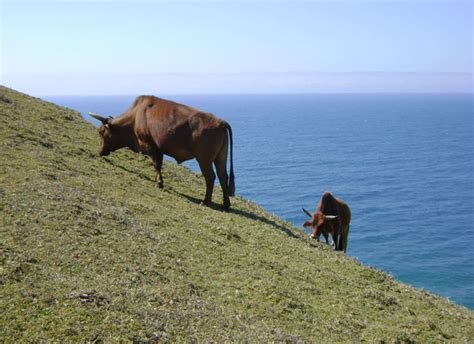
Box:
302;208;338;239
89;113;122;156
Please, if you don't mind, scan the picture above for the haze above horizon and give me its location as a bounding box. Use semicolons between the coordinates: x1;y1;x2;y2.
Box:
1;1;472;95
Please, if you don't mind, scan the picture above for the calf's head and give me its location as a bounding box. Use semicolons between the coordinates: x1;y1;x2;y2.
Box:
89;113;122;156
302;208;338;239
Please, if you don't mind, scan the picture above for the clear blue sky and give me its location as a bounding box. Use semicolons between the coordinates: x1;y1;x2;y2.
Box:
1;0;472;95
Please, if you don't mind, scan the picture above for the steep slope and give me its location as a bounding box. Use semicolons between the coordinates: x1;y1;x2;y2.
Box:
1;86;473;342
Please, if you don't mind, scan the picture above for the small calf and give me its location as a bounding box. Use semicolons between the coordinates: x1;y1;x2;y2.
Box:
302;192;351;253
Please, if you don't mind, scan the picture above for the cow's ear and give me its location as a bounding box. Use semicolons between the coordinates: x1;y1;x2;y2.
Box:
303;220;313;227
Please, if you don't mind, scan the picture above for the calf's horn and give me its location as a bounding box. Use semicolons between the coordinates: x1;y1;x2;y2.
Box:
302;208;313;217
325;215;338;220
89;112;112;124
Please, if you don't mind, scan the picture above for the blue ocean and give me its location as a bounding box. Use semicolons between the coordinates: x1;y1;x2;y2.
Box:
46;94;474;310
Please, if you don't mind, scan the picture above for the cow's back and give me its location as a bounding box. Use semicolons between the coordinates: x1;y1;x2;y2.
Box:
318;192;338;215
133;96;226;162
335;197;351;227
137;96;223;134
318;192;351;227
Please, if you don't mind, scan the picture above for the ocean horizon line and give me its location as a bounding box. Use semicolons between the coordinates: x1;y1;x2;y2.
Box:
42;91;474;98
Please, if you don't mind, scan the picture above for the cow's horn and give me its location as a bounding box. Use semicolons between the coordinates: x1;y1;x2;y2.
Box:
302;208;313;217
89;112;111;124
325;215;338;220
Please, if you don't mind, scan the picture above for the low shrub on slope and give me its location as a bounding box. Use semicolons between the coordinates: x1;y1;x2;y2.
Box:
1;86;472;342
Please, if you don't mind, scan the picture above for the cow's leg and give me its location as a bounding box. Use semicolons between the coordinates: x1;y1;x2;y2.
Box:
214;143;230;210
214;160;230;210
150;148;164;189
197;159;215;206
331;232;339;250
337;231;345;251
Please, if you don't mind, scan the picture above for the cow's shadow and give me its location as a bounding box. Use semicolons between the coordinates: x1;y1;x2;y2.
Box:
175;192;301;240
102;158;302;241
104;158;154;182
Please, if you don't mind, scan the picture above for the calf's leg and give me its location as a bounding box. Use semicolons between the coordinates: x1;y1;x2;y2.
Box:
342;225;350;253
331;230;342;251
322;232;329;245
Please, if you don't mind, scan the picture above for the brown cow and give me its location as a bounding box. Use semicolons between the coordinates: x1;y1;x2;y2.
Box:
89;95;235;210
302;192;351;253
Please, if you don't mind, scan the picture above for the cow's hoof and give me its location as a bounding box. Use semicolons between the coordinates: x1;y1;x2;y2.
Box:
222;203;230;211
155;183;164;189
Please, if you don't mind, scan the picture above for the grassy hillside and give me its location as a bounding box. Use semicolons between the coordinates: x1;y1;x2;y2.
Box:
1;85;473;342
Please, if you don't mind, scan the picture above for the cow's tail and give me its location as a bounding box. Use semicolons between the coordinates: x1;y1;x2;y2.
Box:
226;122;235;196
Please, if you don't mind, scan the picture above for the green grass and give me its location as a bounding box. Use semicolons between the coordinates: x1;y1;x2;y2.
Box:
1;85;473;342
